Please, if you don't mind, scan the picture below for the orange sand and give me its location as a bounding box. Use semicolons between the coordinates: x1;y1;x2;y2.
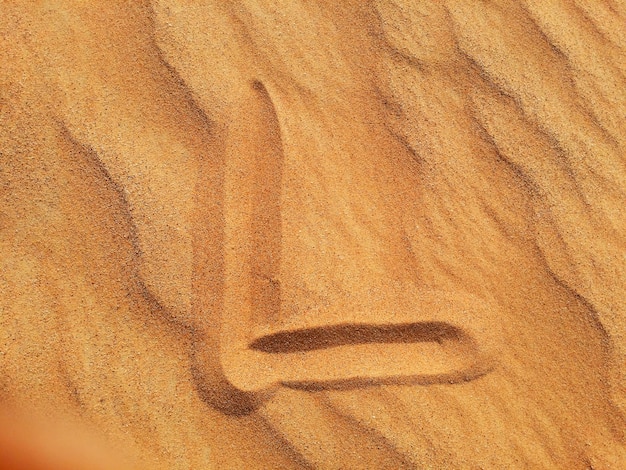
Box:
1;2;625;468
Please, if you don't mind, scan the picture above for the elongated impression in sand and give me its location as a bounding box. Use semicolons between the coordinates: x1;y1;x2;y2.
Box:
198;80;502;413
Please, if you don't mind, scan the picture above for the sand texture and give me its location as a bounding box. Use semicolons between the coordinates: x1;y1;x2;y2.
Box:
1;1;626;468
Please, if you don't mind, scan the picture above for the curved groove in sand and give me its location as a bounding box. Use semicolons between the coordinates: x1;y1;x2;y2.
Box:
249;321;464;353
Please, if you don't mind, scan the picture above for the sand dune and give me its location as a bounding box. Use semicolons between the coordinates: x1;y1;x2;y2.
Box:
0;1;625;468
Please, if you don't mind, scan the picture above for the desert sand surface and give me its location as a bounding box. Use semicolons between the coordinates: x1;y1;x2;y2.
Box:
1;1;626;468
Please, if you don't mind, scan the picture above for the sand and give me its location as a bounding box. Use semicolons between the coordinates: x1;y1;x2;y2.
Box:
0;1;625;468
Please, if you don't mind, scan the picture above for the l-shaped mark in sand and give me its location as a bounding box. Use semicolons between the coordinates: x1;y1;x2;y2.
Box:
214;79;501;407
